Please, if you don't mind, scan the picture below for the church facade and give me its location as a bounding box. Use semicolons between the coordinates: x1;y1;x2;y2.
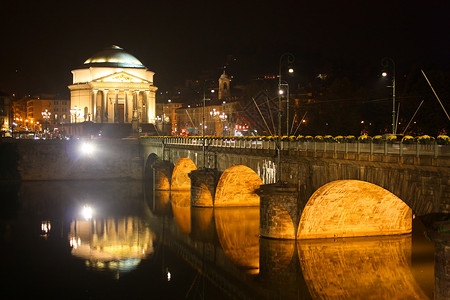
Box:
68;45;157;126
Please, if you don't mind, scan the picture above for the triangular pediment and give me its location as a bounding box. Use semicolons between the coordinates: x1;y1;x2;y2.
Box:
94;72;150;83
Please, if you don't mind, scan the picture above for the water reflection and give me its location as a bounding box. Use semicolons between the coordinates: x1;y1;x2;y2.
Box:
170;190;191;234
68;216;155;276
298;235;429;299
1;180;436;299
214;207;260;274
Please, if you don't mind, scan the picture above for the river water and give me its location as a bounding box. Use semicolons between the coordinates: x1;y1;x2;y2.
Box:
0;180;435;299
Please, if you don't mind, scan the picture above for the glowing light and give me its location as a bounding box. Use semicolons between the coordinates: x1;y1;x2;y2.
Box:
167;271;171;281
80;142;95;156
382;72;388;77
82;205;93;220
41;221;51;238
288;68;294;73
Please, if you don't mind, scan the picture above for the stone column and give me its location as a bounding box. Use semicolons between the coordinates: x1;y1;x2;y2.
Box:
136;90;141;121
132;90;140;132
145;90;151;123
104;89;109;123
148;89;156;123
107;90;114;123
93;89;98;122
126;90;133;123
114;89;119;123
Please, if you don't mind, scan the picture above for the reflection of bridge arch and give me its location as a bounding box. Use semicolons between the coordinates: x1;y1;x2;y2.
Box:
298;235;428;299
171;158;197;190
215;165;262;207
214;207;260;274
298;180;412;239
171;190;191;234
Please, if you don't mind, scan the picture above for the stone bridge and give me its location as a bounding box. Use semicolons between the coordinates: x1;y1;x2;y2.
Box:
141;137;450;240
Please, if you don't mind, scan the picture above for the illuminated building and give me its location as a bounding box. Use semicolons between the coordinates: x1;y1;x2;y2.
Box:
12;95;69;132
155;101;183;135
68;45;157;128
0;91;12;135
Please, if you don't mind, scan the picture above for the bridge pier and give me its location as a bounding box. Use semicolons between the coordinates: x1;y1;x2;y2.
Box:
258;183;300;239
146;160;174;191
189;168;222;207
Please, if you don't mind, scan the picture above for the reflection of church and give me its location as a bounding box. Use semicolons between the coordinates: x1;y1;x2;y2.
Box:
68;216;155;275
68;45;157;127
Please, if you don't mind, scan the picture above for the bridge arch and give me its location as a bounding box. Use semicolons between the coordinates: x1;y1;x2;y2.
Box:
171;157;197;190
297;180;412;239
214;165;263;207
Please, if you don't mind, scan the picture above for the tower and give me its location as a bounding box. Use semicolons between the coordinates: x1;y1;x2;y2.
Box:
218;70;231;100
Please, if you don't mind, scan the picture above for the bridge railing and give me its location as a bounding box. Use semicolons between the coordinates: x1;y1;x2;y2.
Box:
141;137;450;158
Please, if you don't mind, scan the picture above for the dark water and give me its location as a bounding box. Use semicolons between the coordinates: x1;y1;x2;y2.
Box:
0;181;435;299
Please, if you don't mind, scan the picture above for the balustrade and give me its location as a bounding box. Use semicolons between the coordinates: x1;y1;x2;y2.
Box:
143;137;449;158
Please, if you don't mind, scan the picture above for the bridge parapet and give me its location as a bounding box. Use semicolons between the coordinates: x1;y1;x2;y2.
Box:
142;136;450;160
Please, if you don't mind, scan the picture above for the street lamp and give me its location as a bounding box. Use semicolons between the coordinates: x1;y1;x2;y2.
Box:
381;58;396;134
41;109;51;133
277;53;295;182
219;111;228;135
209;108;220;136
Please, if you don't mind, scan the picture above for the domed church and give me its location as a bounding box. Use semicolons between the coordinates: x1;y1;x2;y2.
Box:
68;45;157;127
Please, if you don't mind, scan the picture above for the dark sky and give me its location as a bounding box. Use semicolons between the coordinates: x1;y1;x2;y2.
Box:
1;0;449;98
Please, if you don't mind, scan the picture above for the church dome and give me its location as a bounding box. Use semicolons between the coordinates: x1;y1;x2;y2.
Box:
83;45;146;69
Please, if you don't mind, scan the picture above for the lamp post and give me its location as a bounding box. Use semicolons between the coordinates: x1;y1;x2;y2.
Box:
381;58;396;134
202;82;214;168
277;53;295;182
279;82;290;135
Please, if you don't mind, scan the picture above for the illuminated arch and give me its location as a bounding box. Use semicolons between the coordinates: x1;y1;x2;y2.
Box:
214;207;260;274
298;180;412;239
171;158;197;190
214;165;263;207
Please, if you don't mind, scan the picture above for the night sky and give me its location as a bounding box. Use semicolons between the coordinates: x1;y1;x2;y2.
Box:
1;1;449;99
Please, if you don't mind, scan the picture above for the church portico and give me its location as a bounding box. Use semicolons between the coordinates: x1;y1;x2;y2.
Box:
68;46;157;126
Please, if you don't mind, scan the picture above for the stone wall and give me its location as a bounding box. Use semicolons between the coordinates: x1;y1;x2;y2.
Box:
1;139;142;181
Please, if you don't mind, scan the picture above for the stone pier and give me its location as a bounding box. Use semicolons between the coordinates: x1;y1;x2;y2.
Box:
258;183;300;239
189;168;222;207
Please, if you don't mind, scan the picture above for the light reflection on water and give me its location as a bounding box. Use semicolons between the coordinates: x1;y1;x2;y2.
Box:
0;181;436;299
298;236;429;299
